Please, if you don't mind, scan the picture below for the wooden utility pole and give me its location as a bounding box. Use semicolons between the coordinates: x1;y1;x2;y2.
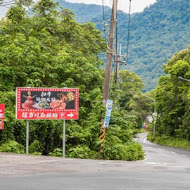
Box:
102;0;118;105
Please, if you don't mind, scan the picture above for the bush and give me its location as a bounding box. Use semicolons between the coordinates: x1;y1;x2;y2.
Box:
29;140;41;154
147;133;190;149
69;145;97;159
147;133;154;141
0;140;24;154
49;148;63;157
103;142;145;161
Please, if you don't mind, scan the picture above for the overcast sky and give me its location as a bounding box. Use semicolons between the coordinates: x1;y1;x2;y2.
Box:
65;0;157;13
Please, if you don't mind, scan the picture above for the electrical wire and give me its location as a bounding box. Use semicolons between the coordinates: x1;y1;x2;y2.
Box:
0;0;15;6
126;0;132;64
102;0;107;39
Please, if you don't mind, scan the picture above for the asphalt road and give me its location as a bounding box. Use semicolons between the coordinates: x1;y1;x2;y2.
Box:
0;133;190;190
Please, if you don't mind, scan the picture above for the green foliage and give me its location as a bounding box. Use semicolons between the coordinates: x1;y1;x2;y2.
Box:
103;142;144;161
101;109;145;161
155;46;190;141
29;140;41;154
148;133;190;149
69;145;97;159
0;0;105;156
0;140;24;153
49;148;63;157
111;70;154;129
0;0;145;161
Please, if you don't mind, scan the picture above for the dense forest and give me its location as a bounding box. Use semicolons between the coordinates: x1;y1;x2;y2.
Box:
0;0;147;160
59;0;190;91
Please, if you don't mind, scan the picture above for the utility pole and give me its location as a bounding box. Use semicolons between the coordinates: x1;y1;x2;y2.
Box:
115;44;122;83
99;0;117;153
102;0;118;105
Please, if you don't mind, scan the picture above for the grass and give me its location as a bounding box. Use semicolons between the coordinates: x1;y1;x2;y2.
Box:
147;133;190;149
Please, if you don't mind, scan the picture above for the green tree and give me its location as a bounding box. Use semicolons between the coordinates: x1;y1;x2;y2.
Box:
155;46;190;140
0;0;145;160
0;0;105;156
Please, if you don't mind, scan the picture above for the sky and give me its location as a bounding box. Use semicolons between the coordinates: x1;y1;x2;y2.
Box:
0;0;157;18
65;0;157;13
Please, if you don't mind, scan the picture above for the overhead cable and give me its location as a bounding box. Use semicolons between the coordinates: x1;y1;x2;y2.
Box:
126;0;132;63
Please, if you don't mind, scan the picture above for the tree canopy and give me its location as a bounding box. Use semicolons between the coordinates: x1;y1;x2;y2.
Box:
0;0;145;160
155;46;190;140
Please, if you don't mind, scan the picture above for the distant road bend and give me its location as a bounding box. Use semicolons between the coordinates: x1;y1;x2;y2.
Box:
0;133;190;190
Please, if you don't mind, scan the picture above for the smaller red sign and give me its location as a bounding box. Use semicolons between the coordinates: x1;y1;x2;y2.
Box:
0;104;5;130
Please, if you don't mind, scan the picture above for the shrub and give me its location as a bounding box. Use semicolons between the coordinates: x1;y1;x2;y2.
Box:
103;142;145;161
69;145;97;159
49;148;63;157
29;140;41;154
148;133;190;149
0;140;24;154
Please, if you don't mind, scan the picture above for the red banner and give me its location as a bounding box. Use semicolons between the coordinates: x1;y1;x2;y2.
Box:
16;88;79;120
0;104;5;130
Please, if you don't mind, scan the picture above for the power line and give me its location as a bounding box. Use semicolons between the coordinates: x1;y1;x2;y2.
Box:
126;0;132;63
0;0;15;6
102;0;107;39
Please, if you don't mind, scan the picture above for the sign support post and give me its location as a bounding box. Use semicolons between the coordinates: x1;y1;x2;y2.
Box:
26;120;29;154
16;87;79;156
63;120;66;158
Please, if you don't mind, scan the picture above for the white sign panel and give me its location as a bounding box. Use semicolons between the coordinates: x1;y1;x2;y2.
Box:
103;100;113;128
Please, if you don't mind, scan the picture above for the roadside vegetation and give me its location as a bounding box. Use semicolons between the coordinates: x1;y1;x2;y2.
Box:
147;134;190;149
148;46;190;148
0;0;146;161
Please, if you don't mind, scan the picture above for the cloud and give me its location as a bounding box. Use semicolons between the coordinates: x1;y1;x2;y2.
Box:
65;0;157;13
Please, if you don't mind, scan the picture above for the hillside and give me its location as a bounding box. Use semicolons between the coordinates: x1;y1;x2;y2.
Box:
55;0;111;22
57;0;190;91
122;0;190;91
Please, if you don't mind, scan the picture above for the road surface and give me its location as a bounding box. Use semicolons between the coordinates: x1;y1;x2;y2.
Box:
0;133;190;190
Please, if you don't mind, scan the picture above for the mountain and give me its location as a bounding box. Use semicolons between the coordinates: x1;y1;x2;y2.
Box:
57;0;190;91
55;0;111;22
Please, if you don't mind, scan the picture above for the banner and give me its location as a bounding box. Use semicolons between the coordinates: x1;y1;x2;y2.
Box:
103;100;113;128
16;88;79;120
0;104;5;130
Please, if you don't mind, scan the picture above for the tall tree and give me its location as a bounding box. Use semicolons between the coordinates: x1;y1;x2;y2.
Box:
155;46;190;139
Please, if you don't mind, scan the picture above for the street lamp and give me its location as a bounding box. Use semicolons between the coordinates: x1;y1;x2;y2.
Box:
141;95;157;138
178;76;190;82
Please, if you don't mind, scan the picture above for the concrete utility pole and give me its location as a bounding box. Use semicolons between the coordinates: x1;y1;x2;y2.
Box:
115;44;126;83
115;45;120;83
103;0;118;105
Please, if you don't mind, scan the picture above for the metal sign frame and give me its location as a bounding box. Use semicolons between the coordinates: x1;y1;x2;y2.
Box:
16;87;79;120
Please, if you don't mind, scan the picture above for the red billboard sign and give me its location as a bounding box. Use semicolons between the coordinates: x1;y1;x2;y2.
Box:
16;88;79;120
0;104;5;130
